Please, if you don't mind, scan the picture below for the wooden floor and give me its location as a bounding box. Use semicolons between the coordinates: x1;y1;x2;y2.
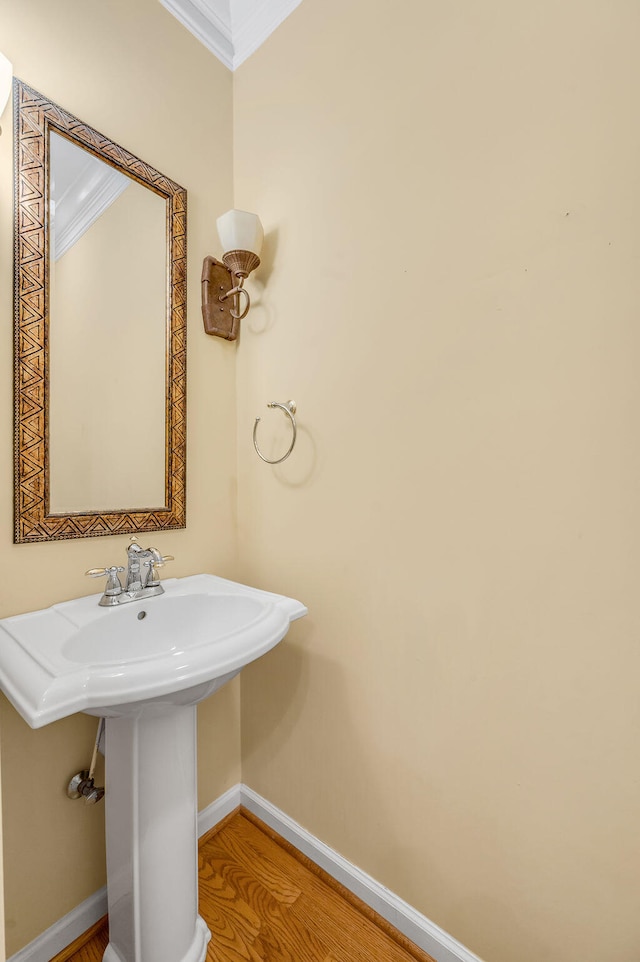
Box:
54;808;435;962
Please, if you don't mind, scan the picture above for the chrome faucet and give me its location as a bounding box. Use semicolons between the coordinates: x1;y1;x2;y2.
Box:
86;536;174;607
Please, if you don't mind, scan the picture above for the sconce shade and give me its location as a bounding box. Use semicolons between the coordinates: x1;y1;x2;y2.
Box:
0;52;12;119
216;209;264;257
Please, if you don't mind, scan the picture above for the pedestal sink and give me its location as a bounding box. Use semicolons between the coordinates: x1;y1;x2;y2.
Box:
0;573;307;962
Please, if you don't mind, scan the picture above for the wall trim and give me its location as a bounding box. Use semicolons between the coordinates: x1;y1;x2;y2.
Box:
9;784;483;962
7;887;107;962
158;0;304;71
159;0;234;70
197;782;242;836
231;0;304;69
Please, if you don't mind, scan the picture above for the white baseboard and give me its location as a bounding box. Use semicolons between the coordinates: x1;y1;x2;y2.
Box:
9;784;483;962
7;887;107;962
197;783;242;837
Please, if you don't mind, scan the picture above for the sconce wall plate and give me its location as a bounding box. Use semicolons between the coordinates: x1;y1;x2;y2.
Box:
201;255;240;340
202;209;263;340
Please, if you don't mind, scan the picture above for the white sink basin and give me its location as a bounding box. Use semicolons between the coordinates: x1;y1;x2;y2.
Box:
62;594;268;664
0;572;307;726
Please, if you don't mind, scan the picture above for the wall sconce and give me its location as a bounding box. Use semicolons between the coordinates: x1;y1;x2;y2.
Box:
0;52;13;136
201;209;264;340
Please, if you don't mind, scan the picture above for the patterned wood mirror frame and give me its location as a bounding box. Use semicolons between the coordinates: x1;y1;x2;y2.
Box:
13;80;187;543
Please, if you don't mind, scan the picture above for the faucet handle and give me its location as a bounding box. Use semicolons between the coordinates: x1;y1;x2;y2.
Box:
143;551;174;568
86;566;125;596
143;554;174;588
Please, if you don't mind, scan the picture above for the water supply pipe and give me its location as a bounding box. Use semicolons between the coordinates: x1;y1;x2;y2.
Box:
67;718;105;804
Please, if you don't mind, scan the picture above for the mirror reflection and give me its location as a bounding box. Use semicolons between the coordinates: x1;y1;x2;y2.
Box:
49;132;167;513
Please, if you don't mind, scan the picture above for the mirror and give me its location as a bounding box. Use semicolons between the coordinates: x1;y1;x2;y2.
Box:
13;80;187;542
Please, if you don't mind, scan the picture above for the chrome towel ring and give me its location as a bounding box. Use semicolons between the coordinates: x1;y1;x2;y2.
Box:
253;400;297;464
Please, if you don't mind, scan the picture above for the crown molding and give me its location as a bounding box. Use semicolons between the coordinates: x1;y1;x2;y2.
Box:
159;0;303;71
160;0;234;69
231;0;303;68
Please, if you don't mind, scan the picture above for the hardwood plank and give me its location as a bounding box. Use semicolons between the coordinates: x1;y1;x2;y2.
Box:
200;831;331;962
199;806;241;846
235;811;436;962
200;842;287;962
290;890;412;962
200;870;262;952
209;821;302;906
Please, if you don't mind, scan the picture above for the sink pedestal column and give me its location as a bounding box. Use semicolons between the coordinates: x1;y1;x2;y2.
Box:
102;705;211;962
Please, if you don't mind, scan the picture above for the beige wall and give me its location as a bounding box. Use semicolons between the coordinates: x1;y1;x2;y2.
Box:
0;0;239;953
234;2;640;961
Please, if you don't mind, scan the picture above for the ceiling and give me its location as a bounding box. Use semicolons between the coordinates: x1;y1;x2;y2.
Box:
158;0;303;70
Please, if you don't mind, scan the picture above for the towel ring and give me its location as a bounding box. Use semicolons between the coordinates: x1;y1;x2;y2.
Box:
253;400;297;464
